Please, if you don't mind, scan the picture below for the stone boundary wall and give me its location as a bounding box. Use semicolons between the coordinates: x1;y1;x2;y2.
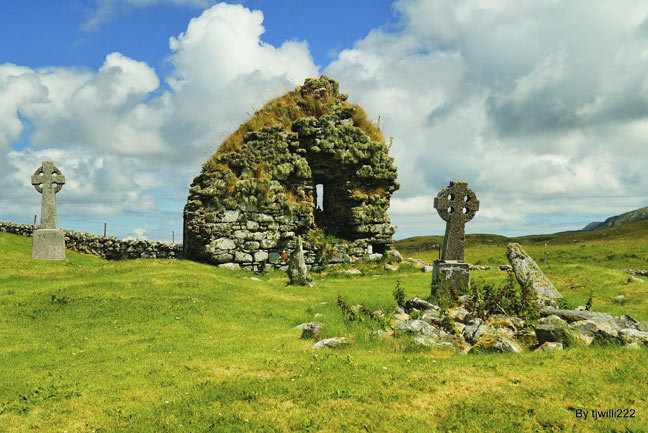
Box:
0;221;182;260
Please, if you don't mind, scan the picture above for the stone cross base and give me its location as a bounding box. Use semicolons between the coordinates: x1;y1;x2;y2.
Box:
432;260;470;292
32;229;66;261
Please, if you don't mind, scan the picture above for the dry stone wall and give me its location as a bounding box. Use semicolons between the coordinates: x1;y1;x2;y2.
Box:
0;221;182;260
184;76;400;271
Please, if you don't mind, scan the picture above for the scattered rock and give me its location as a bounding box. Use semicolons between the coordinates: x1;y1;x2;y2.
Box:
470;333;523;354
340;269;362;275
535;342;563;352
296;322;324;339
448;307;471;323
313;337;347;349
218;263;240;270
619;328;648;345
384;249;403;263
627;276;645;283
498;265;512;271
396;319;447;339
422;265;434;273
506;243;562;305
568;320;620;345
384;263;398;272
535;315;574;347
624;341;642;350
462;319;489;345
404;297;435;312
622;269;648;277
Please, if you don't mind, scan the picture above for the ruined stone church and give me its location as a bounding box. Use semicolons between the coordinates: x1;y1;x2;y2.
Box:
183;76;399;270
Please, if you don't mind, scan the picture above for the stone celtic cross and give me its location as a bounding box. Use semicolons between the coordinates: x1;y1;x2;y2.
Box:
32;161;65;229
433;181;479;262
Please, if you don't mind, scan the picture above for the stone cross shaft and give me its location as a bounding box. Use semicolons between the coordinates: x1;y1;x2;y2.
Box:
31;161;65;229
433;181;479;262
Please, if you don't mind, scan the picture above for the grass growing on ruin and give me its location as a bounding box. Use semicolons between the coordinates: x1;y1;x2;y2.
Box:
211;76;384;158
1;231;648;432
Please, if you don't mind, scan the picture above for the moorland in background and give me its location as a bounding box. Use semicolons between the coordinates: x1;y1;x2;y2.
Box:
1;221;648;432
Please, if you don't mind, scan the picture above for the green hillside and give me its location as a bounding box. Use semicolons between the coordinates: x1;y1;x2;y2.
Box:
582;206;648;231
1;231;647;432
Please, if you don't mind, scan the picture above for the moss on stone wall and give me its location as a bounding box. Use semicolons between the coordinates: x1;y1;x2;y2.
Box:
184;76;400;268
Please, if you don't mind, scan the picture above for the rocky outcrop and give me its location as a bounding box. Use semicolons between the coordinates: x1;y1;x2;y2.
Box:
183;76;399;271
0;221;182;260
506;243;562;304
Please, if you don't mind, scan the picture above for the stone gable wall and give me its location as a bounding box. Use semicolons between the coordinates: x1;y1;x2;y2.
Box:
184;76;399;271
0;221;182;260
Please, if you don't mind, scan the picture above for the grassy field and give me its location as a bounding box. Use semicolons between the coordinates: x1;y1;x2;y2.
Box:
1;229;648;432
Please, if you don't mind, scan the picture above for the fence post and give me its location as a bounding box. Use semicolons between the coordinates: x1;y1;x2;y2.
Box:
104;222;107;237
172;230;175;244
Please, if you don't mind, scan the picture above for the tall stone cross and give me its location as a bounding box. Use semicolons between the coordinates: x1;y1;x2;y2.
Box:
32;161;65;229
433;181;479;262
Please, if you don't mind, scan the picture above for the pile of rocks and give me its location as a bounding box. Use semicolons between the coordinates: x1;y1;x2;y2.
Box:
297;296;648;353
0;221;182;260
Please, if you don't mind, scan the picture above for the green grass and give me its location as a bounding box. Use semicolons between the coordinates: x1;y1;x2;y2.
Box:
1;231;648;432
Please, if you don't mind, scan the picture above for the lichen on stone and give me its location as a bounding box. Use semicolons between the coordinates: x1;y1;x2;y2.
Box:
184;76;400;269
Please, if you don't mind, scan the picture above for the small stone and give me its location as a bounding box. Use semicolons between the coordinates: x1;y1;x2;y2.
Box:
422;265;434;273
404;297;435;312
384;263;398;272
340;269;362;275
535;342;563;352
448;307;471;323
297;322;323;339
313;337;347;349
218;263;240;270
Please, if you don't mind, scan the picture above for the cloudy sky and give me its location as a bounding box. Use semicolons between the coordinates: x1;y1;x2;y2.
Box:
2;0;648;242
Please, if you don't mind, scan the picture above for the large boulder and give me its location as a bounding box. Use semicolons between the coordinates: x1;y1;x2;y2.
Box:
568;319;621;345
535;315;574;347
506;243;562;305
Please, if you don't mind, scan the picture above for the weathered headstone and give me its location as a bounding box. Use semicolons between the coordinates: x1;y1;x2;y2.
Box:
432;181;479;292
31;161;66;260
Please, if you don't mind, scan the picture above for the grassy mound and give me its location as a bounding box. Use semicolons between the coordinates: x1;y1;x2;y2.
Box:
1;231;647;432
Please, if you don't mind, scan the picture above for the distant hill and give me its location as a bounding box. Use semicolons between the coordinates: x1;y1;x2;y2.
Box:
394;218;648;253
581;206;648;231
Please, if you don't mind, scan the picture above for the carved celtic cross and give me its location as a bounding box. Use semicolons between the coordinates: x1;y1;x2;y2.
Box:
433;181;479;262
31;161;65;229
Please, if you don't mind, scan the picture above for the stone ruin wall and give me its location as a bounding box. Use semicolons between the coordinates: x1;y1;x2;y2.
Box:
0;221;182;260
183;76;400;271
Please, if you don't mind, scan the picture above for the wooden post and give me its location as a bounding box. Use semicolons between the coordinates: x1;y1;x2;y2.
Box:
172;230;175;244
104;222;107;237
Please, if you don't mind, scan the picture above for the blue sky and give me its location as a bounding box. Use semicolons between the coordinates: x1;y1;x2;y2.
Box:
2;1;648;243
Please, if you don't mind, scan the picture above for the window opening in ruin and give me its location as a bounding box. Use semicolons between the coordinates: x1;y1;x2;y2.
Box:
372;243;386;254
313;181;333;233
316;184;324;210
